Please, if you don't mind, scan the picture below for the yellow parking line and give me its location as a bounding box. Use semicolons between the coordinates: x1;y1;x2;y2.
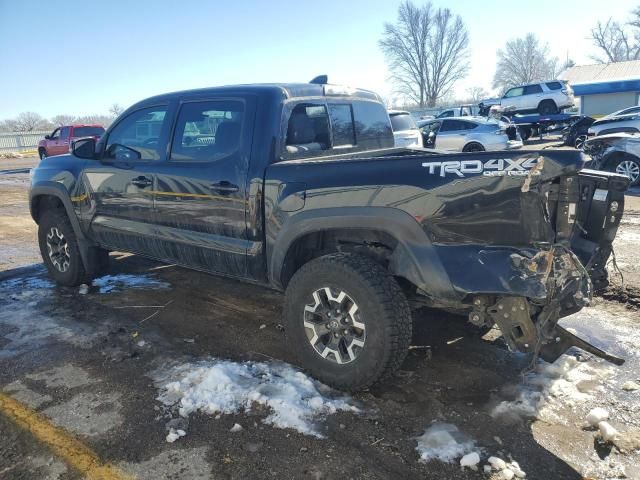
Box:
0;392;134;480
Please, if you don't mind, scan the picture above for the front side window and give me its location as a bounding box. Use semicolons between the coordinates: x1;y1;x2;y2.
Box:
328;104;355;147
105;106;168;161
504;87;524;98
170;100;244;162
50;128;60;140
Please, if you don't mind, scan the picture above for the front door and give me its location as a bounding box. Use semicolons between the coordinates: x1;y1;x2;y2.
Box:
82;105;171;252
56;126;71;155
151;97;254;278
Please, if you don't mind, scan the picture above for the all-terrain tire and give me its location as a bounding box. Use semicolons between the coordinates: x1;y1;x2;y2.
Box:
38;209;89;286
284;253;412;391
538;100;558;115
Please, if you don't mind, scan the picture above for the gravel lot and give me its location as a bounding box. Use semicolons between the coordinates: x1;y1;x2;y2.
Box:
0;152;639;480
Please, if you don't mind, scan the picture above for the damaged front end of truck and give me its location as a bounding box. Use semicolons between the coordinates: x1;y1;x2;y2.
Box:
416;150;630;366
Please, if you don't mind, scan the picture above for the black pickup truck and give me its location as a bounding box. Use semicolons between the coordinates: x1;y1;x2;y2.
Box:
29;79;628;390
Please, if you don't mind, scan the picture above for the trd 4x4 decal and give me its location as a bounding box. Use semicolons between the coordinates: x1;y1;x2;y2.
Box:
421;157;541;178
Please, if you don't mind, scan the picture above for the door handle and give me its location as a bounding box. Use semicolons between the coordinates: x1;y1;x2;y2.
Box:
209;181;239;194
131;176;153;188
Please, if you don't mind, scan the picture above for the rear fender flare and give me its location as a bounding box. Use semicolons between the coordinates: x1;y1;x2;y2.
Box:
268;207;459;301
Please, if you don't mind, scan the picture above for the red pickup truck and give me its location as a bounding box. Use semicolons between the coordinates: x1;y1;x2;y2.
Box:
38;124;105;159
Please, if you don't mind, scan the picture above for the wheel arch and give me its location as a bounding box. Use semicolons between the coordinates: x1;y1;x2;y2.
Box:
268;207;458;302
30;183;96;271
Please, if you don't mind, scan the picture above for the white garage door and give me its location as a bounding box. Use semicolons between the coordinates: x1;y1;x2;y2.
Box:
582;92;639;116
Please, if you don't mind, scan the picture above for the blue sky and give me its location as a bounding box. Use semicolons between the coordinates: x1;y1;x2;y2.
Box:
0;0;638;118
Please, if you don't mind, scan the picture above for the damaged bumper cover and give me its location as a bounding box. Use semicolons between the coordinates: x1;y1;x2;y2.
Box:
467;246;624;366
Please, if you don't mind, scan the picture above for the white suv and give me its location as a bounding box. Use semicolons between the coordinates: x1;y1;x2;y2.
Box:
481;81;574;115
388;110;423;148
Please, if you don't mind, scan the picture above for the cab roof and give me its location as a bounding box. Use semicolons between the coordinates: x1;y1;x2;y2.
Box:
133;83;382;109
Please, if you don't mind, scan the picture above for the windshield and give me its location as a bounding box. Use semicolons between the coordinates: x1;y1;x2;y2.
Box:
73;126;105;137
390;113;417;131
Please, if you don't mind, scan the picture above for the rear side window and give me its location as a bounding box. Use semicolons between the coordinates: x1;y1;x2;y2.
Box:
105;106;168;161
73;126;105;137
170;100;244;162
440;119;475;132
390;113;417;131
60;127;70;140
524;84;543;95
328;104;355;147
352;101;393;150
546;82;562;90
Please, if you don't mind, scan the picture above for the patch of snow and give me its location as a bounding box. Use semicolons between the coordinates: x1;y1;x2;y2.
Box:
501;469;515;480
415;423;476;463
78;284;89;295
483;464;492;473
586;407;609;426
92;274;170;293
156;359;358;438
490;355;614;423
229;423;243;433
599;421;619;442
2;273;54;292
460;451;480;470
165;427;186;443
621;380;639;391
488;456;507;470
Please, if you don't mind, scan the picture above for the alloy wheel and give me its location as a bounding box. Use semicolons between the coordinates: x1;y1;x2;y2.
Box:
616;160;640;184
574;135;587;150
303;287;366;364
46;227;70;272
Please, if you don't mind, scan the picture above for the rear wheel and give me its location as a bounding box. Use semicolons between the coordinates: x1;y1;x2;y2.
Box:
284;253;412;391
538;100;558;115
463;142;485;153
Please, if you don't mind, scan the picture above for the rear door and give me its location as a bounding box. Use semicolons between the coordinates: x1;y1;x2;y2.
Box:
522;84;543;110
82;105;171;252
150;97;255;278
435;119;465;151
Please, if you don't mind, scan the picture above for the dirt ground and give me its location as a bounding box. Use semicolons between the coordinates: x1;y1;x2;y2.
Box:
0;154;639;480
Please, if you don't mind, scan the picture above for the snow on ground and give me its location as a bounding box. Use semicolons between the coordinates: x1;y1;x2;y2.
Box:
156;359;359;438
91;274;170;293
490;355;615;425
415;423;477;463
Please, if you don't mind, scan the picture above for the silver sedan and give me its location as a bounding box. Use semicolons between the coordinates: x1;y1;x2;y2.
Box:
417;117;522;152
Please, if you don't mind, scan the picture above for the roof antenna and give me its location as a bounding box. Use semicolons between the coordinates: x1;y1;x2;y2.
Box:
310;75;328;85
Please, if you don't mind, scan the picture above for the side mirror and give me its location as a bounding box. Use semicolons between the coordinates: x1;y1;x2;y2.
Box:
72;137;97;159
44;135;51;140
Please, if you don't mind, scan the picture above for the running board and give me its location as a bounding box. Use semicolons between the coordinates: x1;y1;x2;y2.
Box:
539;325;625;366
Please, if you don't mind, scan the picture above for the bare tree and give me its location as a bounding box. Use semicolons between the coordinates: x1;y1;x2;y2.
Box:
51;114;76;126
465;86;488;103
76;114;114;127
590;14;640;63
493;34;559;93
12;112;46;132
109;103;124;118
379;1;469;108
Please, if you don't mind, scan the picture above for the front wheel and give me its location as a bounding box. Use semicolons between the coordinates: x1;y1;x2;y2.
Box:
38;210;89;286
38;148;47;160
284;253;412;391
574;134;588;150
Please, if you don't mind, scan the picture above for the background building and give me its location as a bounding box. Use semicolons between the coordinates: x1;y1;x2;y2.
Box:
560;60;640;117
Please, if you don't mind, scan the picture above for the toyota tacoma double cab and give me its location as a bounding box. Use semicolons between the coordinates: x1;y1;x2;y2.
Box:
29;79;628;390
38;124;105;159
